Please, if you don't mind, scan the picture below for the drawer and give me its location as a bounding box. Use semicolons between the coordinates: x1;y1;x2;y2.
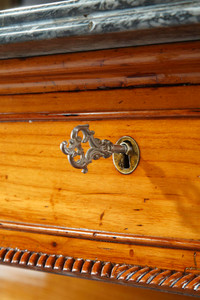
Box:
0;118;199;241
0;41;200;296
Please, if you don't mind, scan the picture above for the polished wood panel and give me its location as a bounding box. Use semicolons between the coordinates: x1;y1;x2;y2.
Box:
0;265;193;300
0;85;199;115
2;221;200;251
0;228;199;273
0;109;199;122
0;119;199;240
1;41;200;95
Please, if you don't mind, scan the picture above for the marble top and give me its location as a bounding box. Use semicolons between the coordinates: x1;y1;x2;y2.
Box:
1;0;200;58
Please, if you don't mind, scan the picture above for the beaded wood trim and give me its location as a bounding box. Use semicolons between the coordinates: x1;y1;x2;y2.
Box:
0;247;200;296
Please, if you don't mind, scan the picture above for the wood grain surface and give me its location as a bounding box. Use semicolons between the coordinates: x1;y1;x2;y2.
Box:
0;119;199;240
2;221;200;251
0;109;199;122
0;41;200;95
0;85;199;116
0;228;199;273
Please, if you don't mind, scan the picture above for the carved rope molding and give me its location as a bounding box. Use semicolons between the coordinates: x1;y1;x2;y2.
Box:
0;247;200;296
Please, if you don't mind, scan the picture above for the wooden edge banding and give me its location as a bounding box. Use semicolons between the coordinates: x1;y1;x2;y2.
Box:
1;221;200;251
0;109;199;122
1;41;200;94
0;247;199;296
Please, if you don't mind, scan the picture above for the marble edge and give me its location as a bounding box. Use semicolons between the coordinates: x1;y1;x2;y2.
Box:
0;0;200;58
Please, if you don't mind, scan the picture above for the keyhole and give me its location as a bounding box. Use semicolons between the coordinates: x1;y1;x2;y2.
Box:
113;136;139;175
123;153;130;169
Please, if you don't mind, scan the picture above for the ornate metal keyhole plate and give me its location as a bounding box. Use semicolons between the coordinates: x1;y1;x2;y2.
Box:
112;136;140;175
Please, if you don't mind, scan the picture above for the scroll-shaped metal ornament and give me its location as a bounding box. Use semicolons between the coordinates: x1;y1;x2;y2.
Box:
60;124;127;173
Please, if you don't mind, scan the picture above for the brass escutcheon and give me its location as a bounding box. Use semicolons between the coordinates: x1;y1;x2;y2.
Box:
112;136;140;175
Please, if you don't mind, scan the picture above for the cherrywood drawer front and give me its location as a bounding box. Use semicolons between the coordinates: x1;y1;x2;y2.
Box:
0;119;199;241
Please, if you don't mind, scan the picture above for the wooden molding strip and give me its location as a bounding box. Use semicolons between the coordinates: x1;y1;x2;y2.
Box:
0;109;199;122
0;247;199;296
1;86;199;115
1;41;200;95
1;221;200;251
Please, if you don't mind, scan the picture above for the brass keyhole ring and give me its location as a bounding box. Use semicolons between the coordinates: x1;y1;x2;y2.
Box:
112;136;140;175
